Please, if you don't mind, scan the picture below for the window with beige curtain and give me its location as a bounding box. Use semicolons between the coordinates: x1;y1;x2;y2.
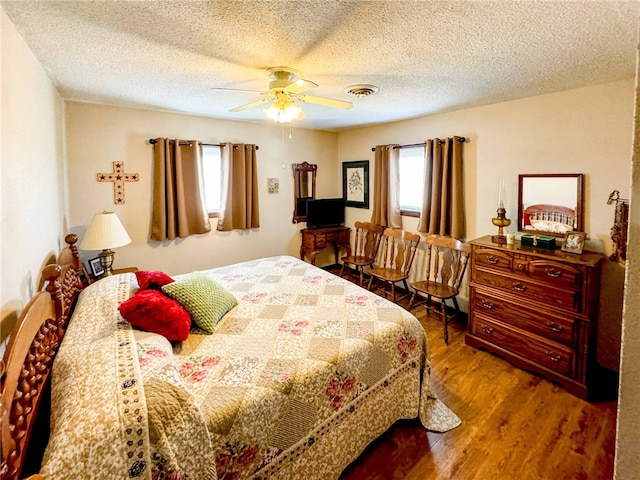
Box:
417;137;465;239
151;138;211;241
217;143;260;231
370;144;402;228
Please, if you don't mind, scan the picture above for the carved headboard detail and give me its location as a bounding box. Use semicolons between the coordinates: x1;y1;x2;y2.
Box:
1;234;85;480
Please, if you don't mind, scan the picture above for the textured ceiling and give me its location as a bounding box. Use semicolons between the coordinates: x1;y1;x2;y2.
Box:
2;0;638;131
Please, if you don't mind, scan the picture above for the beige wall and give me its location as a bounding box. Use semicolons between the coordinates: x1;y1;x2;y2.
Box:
338;79;635;371
614;50;640;480
0;8;67;351
65;102;339;275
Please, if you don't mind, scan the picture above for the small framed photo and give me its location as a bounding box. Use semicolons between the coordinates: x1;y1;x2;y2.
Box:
88;257;105;278
342;160;369;209
561;231;586;254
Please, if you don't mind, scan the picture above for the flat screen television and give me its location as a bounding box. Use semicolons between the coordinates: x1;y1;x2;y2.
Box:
296;196;312;217
306;198;345;228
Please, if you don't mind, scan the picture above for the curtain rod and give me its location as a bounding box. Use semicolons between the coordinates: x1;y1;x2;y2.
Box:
148;138;259;150
370;137;467;152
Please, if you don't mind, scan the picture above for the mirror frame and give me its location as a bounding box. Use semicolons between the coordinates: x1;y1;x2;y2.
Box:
517;173;584;237
292;162;317;224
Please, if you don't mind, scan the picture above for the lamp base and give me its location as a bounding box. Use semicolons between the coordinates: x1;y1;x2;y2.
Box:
98;249;115;277
491;235;507;244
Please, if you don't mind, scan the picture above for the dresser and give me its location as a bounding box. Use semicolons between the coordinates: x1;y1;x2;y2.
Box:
466;235;604;400
300;226;351;266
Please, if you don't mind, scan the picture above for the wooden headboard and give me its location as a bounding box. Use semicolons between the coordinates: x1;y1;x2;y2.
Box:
522;203;575;230
1;234;85;480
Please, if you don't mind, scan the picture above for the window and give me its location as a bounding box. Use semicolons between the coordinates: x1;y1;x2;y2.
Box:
202;145;221;216
398;146;425;216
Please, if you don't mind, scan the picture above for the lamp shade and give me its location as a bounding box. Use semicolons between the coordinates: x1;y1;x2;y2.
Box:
80;211;131;250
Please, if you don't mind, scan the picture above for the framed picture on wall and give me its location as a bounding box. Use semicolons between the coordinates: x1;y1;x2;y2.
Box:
342;160;369;209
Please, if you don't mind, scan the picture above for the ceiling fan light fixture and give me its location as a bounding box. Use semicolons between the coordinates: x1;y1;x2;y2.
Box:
264;96;303;123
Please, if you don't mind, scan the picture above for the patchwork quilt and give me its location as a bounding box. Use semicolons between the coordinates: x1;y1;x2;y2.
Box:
40;256;459;480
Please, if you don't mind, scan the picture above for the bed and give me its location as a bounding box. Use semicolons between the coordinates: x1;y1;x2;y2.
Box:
1;238;460;480
522;203;576;234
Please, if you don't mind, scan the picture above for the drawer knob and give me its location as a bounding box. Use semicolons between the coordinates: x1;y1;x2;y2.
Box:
487;256;499;264
545;351;562;362
517;263;526;271
481;325;494;334
547;322;564;333
512;282;527;292
546;268;562;278
481;300;495;309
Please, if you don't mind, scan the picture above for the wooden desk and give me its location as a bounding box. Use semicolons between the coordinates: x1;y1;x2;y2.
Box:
300;226;351;266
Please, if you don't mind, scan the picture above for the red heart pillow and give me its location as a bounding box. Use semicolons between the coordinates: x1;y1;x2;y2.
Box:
118;289;190;342
135;270;174;290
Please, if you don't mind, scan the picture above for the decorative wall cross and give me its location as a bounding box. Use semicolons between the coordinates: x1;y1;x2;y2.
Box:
97;161;139;205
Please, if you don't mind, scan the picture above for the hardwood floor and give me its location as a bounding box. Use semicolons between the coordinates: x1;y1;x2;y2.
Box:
335;271;618;480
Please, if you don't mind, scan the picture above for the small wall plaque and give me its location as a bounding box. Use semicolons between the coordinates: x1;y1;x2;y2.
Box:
267;178;279;194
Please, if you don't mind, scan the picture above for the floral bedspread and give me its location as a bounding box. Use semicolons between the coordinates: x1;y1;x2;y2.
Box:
40;256;459;480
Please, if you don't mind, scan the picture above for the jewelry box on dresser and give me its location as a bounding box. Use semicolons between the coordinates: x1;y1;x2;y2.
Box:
466;235;605;400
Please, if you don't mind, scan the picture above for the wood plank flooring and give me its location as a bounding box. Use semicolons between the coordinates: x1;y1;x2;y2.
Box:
335;271;618;480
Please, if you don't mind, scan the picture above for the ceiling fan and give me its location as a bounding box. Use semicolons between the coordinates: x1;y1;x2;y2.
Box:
212;67;353;123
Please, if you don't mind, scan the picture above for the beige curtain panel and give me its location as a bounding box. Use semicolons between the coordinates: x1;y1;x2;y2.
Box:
370;145;402;228
417;136;465;239
151;138;211;241
217;143;260;231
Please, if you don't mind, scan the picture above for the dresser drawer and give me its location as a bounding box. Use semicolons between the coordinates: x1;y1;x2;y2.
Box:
471;288;575;346
473;248;512;271
471;315;575;377
474;269;580;312
526;260;582;289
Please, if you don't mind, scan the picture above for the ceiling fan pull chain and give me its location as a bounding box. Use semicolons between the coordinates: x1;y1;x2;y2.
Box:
281;123;286;169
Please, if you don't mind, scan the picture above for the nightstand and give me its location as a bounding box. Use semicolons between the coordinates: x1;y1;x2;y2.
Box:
112;267;139;274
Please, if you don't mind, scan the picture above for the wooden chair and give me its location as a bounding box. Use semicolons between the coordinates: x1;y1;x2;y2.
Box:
409;235;471;345
339;222;385;286
367;228;420;303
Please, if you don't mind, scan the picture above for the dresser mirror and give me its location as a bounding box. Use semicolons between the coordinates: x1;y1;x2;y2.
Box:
292;162;317;223
517;173;584;237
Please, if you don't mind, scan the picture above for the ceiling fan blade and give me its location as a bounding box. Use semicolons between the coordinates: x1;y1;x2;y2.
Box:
297;94;353;110
229;97;272;112
212;87;268;94
283;79;319;94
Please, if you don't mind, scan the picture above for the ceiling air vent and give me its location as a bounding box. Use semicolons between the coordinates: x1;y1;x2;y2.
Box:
344;84;379;97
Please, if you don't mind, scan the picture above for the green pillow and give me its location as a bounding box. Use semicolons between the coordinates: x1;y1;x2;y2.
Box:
161;272;238;333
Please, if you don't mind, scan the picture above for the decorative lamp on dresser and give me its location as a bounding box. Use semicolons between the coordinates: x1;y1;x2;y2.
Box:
466;235;605;400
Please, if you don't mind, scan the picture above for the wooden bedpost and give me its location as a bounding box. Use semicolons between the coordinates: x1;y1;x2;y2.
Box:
44;264;64;333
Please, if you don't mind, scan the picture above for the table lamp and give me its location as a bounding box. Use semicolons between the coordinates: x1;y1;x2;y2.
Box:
80;211;131;277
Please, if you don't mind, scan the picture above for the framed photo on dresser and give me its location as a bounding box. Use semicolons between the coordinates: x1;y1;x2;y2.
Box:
561;231;586;254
